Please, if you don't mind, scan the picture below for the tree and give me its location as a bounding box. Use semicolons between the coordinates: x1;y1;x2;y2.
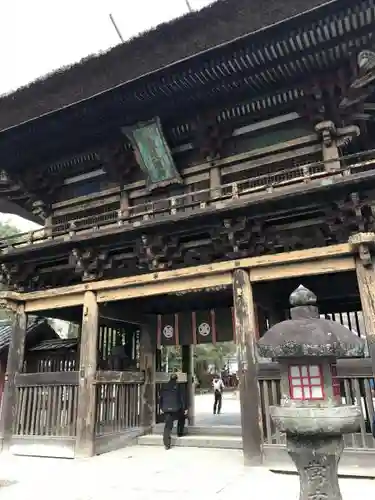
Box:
195;343;236;371
0;220;21;321
0;221;20;239
164;342;237;386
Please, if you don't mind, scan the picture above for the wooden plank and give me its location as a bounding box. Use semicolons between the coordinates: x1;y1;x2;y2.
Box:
250;256;355;282
53;194;120;217
5;166;372;258
94;428;143;455
10;436;76;458
51;129;316;211
52;187;120;209
355;257;375;378
181;133;318;178
139;326;156;432
15;371;79;387
232;269;263;465
222;144;321;176
75;291;99;458
24;293;84;312
94;371;145;384
129;172;209;200
0;304;27;451
155;372;187;383
97;273;231;303
8;244;351;304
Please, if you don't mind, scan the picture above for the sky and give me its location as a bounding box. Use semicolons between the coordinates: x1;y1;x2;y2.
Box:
0;0;216;231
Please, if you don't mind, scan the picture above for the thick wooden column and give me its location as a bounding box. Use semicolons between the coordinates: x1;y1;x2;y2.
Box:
0;302;27;451
75;291;99;458
350;233;375;376
182;345;195;426
120;190;130;219
210;166;221;199
232;269;263;465
139;325;156;432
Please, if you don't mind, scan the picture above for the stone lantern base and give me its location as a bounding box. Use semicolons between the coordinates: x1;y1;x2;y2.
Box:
287;434;344;500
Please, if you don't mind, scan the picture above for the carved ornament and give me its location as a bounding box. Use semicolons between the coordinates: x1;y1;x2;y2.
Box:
192;111;226;164
348;232;375;267
69;248;113;281
314;121;360;148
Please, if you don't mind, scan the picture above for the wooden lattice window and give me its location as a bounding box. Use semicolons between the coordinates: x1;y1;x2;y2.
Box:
288;365;324;400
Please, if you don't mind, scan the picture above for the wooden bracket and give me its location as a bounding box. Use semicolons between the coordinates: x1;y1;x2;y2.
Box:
348;232;375;267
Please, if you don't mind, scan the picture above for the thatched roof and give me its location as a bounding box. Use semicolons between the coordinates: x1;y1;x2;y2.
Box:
0;0;334;132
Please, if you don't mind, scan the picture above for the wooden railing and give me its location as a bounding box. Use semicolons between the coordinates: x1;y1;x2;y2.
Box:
95;382;141;435
258;359;375;449
1;148;375;252
94;371;144;436
13;372;78;437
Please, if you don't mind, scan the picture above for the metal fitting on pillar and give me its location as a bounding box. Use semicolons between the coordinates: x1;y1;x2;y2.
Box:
257;285;365;500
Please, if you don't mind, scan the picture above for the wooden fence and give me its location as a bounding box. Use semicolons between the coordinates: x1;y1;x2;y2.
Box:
257;358;375;472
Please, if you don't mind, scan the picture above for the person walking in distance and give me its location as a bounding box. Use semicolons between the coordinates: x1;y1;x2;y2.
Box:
212;375;225;414
159;373;188;450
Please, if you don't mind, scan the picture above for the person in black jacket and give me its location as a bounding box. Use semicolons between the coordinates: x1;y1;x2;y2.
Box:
159;373;187;450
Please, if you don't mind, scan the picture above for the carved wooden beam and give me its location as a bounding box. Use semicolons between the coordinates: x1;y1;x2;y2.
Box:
192;110;227;164
0;262;37;291
69;247;113;281
100;142;136;185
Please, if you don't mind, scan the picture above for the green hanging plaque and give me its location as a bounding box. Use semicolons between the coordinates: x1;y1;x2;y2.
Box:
123;117;182;190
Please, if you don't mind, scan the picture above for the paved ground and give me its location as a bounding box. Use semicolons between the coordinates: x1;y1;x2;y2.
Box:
0;447;373;500
0;392;373;498
194;391;241;426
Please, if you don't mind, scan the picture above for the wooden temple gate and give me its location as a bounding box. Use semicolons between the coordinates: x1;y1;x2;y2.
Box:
0;242;374;464
2;309;231;457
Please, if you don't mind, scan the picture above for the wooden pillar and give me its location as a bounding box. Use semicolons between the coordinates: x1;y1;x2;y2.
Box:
75;291;99;458
0;302;27;451
182;345;195;426
350;233;375;376
210;166;221;199
139;325;156;432
232;269;263;465
44;215;53;238
120;190;130;219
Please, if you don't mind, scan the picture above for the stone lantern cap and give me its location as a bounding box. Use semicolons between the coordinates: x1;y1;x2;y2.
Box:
258;285;365;359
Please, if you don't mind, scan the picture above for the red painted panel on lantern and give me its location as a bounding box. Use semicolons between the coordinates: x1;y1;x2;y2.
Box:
331;364;341;398
288;365;325;400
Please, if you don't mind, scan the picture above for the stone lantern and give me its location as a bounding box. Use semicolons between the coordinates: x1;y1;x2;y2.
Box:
257;285;365;500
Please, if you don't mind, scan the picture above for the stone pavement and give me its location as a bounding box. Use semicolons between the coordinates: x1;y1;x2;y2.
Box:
194;391;241;426
0;446;373;500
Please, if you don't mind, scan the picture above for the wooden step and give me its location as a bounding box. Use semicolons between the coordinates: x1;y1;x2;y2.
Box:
138;433;243;449
153;424;242;437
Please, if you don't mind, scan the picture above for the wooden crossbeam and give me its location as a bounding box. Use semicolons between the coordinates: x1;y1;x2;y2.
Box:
0;244;353;312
